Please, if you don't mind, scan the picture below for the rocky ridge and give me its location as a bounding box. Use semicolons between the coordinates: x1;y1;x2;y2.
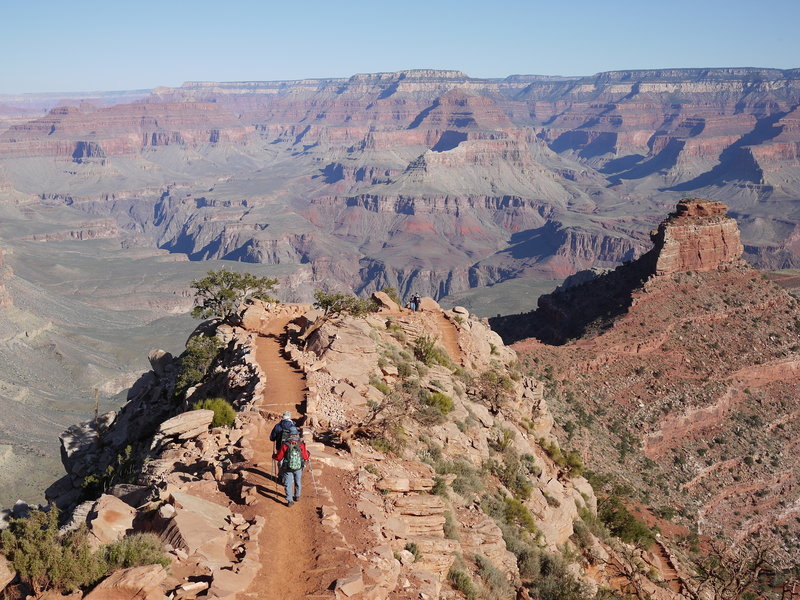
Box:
496;199;800;566
1;295;691;599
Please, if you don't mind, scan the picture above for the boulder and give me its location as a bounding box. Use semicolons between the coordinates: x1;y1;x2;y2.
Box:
83;565;168;600
88;494;136;546
335;566;365;598
372;291;400;313
417;297;440;312
147;350;173;376
0;553;15;591
160;492;232;568
157;410;214;439
452;306;469;316
378;477;434;493
109;484;150;508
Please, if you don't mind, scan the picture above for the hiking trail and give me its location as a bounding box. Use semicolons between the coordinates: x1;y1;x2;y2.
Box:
433;311;462;365
237;316;341;600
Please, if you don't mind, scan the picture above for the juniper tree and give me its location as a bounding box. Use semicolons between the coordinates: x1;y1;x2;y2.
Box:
190;269;278;323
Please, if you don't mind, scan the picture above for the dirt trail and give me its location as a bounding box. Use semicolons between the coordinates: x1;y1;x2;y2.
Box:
237;317;327;600
433;312;462;365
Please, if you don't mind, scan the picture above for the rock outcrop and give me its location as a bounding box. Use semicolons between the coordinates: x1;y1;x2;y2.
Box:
491;198;746;344
650;198;744;275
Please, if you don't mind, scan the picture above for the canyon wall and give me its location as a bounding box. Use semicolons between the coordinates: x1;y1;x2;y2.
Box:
1;68;799;304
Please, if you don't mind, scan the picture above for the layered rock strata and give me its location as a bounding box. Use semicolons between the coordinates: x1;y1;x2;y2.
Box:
491;198;746;344
650;198;744;275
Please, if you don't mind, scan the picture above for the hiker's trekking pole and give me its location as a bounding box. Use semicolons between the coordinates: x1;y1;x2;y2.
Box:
308;459;320;496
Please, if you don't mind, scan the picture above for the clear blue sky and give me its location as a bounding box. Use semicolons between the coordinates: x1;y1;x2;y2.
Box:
2;0;798;94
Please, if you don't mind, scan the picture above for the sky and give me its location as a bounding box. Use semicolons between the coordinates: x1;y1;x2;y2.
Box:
1;0;799;94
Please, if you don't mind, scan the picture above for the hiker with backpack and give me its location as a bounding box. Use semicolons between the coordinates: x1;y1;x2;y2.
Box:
269;411;296;451
272;427;310;506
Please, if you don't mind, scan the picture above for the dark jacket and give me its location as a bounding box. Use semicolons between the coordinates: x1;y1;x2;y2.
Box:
272;441;310;471
269;418;295;443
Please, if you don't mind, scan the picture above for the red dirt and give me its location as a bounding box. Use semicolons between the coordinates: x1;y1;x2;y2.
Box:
433;312;462;365
237;317;340;600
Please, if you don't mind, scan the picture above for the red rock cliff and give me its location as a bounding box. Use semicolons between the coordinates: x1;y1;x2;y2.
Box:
650;198;744;275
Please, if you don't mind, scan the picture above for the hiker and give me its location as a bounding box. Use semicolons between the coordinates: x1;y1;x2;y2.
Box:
272;427;310;506
412;293;421;311
269;411;296;451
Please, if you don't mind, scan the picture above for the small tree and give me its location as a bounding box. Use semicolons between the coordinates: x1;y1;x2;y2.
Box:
313;290;377;318
299;290;378;346
176;335;223;391
190;269;278;322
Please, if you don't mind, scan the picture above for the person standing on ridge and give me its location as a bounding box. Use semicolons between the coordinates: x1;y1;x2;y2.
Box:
272;427;310;506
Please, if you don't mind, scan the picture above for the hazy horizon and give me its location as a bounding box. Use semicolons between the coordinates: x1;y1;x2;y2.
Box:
2;0;799;95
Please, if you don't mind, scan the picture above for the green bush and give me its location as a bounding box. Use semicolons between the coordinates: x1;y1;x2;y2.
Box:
426;391;454;414
313;289;378;317
176;335;223;390
435;459;484;497
485;455;533;500
404;542;421;562
475;555;513;600
192;397;236;427
414;335;453;367
597;495;655;548
103;533;170;570
444;512;460;540
526;550;590;600
448;567;478;600
431;476;449;497
502;497;538;534
0;511;169;595
0;509;106;594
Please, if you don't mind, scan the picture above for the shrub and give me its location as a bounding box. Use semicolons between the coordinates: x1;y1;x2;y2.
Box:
571;520;593;550
444;512;460;540
176;335;223;390
598;495;655;548
0;509;105;594
527;550;590;600
103;534;170;570
448;567;478;600
414;335;452;367
425;391;454;415
313;289;377;317
475;555;513;600
435;459;484;497
485;455;533;500
502;497;538;534
192;397;236;427
431;476;449;497
396;361;414;377
404;542;421;562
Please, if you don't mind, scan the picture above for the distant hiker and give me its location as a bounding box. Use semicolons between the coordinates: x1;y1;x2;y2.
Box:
407;294;421;312
272;427;310;506
269;411;296;451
